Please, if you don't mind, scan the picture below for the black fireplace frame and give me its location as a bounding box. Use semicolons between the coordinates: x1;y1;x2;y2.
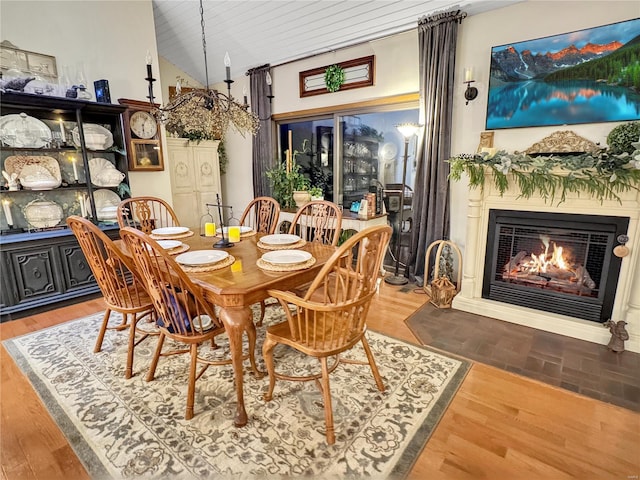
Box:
482;209;629;323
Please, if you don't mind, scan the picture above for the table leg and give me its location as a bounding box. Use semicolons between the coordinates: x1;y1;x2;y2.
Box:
219;305;255;427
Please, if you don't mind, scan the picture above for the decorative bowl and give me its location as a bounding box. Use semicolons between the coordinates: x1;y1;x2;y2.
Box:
84;133;108;150
23;200;63;228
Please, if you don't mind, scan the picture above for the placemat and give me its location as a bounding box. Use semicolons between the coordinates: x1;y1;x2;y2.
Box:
257;238;307;250
178;254;235;273
167;243;190;255
257;256;316;272
150;230;195;240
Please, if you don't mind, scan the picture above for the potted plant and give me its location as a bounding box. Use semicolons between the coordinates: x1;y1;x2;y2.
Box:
309;186;324;201
266;161;310;209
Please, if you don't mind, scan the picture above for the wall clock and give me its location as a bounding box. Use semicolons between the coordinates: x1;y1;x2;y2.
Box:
118;98;164;171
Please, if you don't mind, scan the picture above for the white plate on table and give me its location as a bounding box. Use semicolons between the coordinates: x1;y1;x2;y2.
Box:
221;226;253;234
156;240;182;250
175;250;229;266
151;226;190;236
260;234;301;245
261;250;312;265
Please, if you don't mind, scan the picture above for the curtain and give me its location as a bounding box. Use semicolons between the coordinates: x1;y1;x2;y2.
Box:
409;10;466;280
247;64;273;197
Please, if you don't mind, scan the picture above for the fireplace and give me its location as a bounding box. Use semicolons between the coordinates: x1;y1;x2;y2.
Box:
483;210;628;323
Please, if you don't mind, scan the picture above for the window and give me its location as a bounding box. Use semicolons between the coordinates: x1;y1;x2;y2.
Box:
277;98;419;209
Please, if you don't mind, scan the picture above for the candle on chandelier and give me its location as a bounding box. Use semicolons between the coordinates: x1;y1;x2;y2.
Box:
224;52;231;81
146;50;153;78
2;199;13;227
243;85;248;106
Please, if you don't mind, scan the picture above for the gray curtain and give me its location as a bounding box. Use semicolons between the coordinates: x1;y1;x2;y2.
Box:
409;10;466;279
247;64;273;197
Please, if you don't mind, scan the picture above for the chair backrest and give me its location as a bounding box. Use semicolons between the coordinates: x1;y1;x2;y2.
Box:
117;196;180;234
274;225;391;351
67;215;148;311
119;227;223;336
288;200;343;246
240;196;280;234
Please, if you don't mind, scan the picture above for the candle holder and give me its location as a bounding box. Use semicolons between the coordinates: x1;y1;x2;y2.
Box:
208;194;234;248
464;80;478;105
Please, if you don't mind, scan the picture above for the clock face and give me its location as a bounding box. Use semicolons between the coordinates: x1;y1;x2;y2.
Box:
130;111;158;139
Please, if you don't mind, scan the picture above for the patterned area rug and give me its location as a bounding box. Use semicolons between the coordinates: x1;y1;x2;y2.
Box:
4;308;469;479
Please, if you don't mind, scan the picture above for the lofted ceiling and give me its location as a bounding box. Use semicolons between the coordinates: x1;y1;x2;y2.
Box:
152;0;519;87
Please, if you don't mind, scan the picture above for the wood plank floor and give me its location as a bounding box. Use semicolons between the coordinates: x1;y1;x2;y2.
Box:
2;285;639;479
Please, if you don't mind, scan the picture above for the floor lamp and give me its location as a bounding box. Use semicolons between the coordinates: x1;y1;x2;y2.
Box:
384;123;420;286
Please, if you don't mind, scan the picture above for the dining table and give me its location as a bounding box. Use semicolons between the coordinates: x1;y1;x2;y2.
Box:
153;231;337;427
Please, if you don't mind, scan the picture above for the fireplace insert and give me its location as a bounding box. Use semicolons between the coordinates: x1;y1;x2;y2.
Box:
483;210;628;323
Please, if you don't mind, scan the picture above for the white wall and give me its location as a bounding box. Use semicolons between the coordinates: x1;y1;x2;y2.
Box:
0;0;172;203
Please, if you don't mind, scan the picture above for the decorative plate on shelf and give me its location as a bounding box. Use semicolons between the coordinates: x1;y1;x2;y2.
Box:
0;113;52;148
93;189;121;221
5;155;61;190
88;157;125;187
23;199;63;229
72;124;114;150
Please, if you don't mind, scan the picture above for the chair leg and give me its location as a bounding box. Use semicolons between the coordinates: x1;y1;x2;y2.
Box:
186;343;198;420
146;332;165;382
262;336;277;401
94;309;112;353
361;336;385;392
125;313;138;379
320;357;335;445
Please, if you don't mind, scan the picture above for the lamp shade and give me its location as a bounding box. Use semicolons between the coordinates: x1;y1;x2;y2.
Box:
396;123;420;139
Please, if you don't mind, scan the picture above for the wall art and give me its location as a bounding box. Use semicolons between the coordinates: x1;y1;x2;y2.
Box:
486;18;640;130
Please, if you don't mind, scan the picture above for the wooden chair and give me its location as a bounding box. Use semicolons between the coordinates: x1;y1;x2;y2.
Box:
288;200;343;246
240;196;280;234
263;224;392;444
119;226;260;420
66;216;156;379
117;196;180;234
239;197;281;325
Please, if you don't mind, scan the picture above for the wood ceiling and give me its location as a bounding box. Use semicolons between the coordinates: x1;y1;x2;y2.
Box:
152;0;519;86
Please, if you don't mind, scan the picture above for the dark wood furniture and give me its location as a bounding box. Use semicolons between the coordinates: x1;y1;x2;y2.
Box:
0;92;130;319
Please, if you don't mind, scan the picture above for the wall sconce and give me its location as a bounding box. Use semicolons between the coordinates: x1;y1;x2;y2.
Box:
463;67;478;105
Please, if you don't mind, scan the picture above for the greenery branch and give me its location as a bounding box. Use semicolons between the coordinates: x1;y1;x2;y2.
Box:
448;149;640;204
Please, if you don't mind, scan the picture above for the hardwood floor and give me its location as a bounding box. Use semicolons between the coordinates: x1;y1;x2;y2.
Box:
1;286;639;479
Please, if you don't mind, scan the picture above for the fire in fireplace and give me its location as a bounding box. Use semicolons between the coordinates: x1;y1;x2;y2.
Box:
483;210;629;323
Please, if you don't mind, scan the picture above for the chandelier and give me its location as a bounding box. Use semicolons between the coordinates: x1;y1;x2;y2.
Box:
145;0;259;139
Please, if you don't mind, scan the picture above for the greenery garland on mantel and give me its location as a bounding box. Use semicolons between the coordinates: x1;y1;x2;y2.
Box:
448;149;640;204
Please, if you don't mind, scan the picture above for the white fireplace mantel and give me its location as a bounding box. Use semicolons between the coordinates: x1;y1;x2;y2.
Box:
452;176;640;353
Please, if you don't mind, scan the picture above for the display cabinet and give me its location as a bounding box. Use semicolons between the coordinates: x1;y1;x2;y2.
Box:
341;132;380;209
0;92;129;318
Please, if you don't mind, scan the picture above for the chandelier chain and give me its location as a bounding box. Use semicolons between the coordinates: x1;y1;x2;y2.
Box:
200;0;210;89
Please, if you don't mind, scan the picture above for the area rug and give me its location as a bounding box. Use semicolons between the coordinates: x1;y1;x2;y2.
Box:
4;309;469;479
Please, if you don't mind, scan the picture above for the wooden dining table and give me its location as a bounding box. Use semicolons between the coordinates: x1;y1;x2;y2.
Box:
171;232;336;427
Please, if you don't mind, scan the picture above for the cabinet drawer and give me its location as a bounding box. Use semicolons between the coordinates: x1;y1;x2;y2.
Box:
8;245;63;304
58;242;95;291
